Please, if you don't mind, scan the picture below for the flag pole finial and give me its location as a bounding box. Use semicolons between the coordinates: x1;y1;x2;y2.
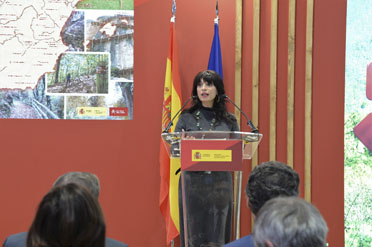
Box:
172;0;176;21
214;0;219;24
216;0;219;16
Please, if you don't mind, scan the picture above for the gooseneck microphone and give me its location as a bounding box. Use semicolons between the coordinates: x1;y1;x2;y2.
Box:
224;94;259;133
162;95;196;133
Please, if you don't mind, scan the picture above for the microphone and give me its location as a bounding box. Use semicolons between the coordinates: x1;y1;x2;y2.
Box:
162;95;196;133
224;94;259;133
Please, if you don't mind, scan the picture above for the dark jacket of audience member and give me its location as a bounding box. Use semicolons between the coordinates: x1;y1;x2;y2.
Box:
27;183;105;247
253;196;328;247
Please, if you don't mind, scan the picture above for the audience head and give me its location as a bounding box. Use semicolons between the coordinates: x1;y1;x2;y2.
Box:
53;171;100;198
253;196;328;247
246;160;299;215
27;183;106;247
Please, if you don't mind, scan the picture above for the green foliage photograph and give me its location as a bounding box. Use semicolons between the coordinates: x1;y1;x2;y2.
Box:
344;0;372;246
76;0;133;10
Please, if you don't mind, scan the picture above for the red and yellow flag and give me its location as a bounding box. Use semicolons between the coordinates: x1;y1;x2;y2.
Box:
159;19;182;245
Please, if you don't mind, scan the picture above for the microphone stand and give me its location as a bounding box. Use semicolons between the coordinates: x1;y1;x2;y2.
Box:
162;96;195;133
224;95;259;133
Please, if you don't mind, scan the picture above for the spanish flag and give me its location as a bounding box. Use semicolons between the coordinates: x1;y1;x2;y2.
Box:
159;17;182;245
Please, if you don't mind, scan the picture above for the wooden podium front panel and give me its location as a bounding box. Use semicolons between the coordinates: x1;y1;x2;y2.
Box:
181;139;243;171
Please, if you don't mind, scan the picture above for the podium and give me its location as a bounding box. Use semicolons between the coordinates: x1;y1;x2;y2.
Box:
162;131;262;247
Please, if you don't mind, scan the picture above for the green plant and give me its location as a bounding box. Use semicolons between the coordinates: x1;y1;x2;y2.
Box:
344;113;372;247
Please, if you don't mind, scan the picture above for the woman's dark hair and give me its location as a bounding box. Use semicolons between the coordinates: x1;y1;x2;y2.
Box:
188;70;234;123
27;183;106;247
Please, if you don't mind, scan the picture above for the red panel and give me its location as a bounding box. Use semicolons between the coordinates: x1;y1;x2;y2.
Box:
134;0;151;7
258;0;272;163
0;0;346;246
293;0;307;198
366;62;372;100
312;0;346;246
354;113;372;151
276;0;289;162
181;140;243;171
240;0;254;237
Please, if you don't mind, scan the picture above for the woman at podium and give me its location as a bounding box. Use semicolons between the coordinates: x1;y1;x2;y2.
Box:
175;70;239;247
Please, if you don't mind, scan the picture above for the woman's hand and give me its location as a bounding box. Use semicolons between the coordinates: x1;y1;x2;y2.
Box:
181;129;196;140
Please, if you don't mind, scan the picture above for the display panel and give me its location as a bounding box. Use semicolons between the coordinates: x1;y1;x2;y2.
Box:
0;0;134;120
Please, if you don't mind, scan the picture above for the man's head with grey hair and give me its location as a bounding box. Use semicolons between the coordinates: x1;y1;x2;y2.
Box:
53;172;100;198
253;196;328;247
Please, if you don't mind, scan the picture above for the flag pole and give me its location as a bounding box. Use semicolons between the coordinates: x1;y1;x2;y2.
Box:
171;0;176;22
215;0;219;23
233;0;243;240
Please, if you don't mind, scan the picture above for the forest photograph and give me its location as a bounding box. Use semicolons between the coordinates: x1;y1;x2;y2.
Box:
46;52;110;94
76;0;133;10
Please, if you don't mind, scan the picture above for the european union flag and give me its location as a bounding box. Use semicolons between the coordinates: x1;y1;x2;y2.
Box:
208;21;223;80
